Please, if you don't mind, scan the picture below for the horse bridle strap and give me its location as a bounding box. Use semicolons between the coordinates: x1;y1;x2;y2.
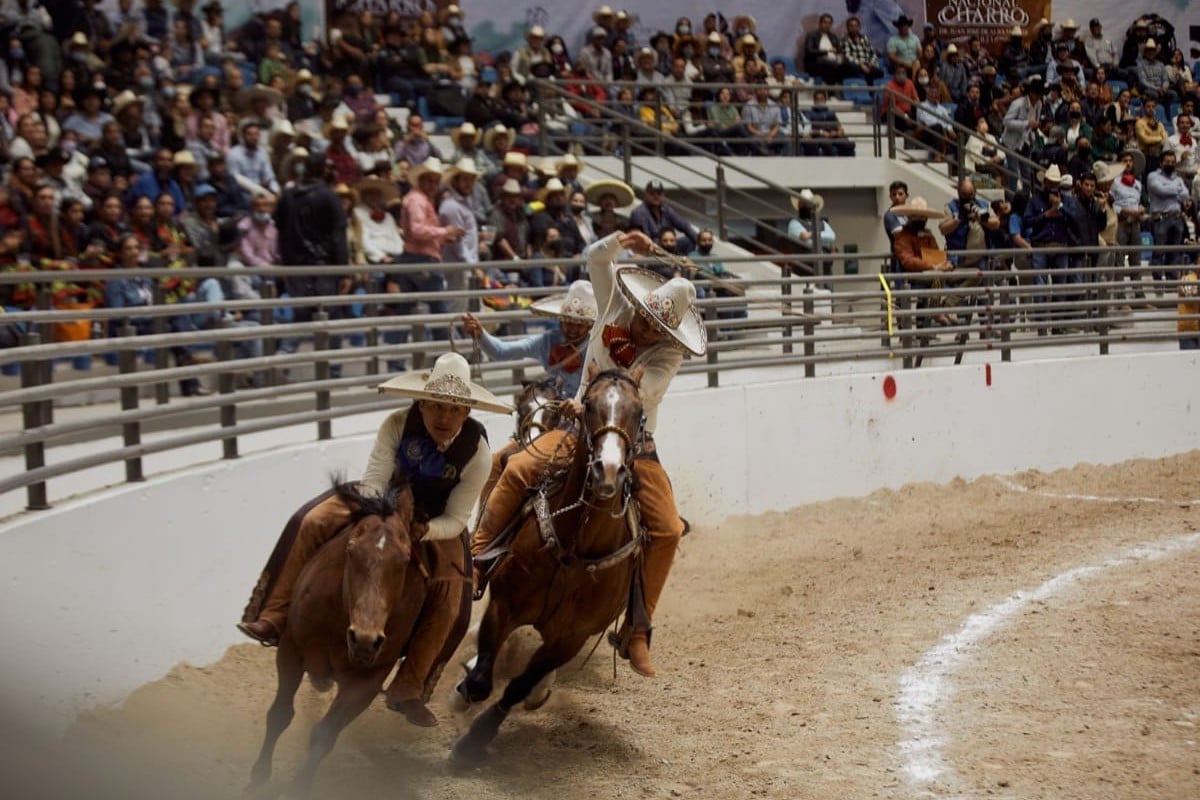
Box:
581;502;644;574
589;422;633;452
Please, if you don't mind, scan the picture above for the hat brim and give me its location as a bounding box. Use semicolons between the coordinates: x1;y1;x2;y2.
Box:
584;179;634;207
353;177;400;204
615;266;707;356
791;194;825;214
409;162;446;183
1034;170;1063;186
483;127;513;150
377;373;512;415
529;293;597;322
241;85;284;106
1121;148;1146;176
891;205;947;219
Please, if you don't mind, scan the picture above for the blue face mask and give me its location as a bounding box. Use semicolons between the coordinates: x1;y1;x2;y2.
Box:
10;48;24;61
346;84;361;96
708;46;720;57
137;76;154;90
71;51;88;63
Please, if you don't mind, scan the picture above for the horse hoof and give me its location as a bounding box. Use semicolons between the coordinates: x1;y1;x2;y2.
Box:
450;680;472;713
449;735;488;769
523;687;552;711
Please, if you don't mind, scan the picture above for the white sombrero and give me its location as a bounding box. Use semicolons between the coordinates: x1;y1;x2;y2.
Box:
584;178;635;207
530;280;598;323
890;197;947;219
378;352;512;414
615;269;707;356
409;157;446;184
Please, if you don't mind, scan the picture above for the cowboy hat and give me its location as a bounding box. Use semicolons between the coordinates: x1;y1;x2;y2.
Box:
409;158;446;184
615;270;707;356
240;84;284;107
1034;164;1064;185
536;177;567;201
791;188;824;213
1119;147;1146;176
530;280;598;324
1061;18;1079;29
894;15;914;27
584;178;635;207
378;352;512;414
172;150;198;167
451;121;481;143
445;157;481;183
891;197;947;219
1143;38;1159;50
353;176;400;204
201;0;222;14
111;90;140;117
592;5;614;21
1092;160;1125;184
483;124;513;151
499;178;523;195
555;153;584;174
188;84;220;109
527;25;546;39
270;118;296;142
502;151;528;171
69;32;89;48
324;114;351;138
944;43;958;55
1009;26;1023;37
706;31;722;44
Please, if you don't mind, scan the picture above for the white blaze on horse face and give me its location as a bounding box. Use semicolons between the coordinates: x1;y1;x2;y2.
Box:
376;533;386;552
595;384;627;477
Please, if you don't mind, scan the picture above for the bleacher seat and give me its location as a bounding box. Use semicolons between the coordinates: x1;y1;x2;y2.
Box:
843;77;872;106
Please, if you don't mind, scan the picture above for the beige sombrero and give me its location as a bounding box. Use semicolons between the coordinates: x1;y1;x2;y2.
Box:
354;176;400;204
584;178;635;207
791;188;824;214
483;124;513;151
501;151;529;171
555;153;584;175
1034;164;1064;185
615;269;707;356
378;352;512;414
451;121;481;144
536;177;568;201
409;158;447;184
529;280;598;323
240;84;285;107
891;197;947;219
1092;160;1125;184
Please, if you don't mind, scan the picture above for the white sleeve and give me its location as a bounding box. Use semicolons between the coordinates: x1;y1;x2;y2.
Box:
424;436;492;540
360;410;406;496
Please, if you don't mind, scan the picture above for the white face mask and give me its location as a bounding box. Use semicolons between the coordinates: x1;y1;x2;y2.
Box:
550;43;563;55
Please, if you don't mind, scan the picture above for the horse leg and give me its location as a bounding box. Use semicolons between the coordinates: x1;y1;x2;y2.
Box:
247;639;305;791
287;675;382;798
457;594;519;705
450;635;585;766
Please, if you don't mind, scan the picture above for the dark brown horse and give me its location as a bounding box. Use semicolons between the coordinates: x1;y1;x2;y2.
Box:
513;376;564;447
451;365;646;765
247;481;425;797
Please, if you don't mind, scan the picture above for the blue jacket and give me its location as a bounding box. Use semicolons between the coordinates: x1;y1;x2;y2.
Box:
477;326;587;399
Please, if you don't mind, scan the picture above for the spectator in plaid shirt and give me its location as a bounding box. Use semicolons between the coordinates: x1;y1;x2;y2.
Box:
842;16;882;82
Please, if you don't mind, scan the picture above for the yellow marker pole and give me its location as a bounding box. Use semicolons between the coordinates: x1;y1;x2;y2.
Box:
878;273;895;358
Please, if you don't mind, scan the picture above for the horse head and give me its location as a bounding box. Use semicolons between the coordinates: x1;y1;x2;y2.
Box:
336;481;415;668
581;363;644;501
515;377;564;446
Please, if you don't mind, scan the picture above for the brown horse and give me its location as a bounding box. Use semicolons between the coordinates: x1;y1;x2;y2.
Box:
247;481;424;797
451;365;646;765
513;376;565;447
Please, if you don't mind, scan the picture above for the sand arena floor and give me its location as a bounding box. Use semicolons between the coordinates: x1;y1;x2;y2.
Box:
7;453;1200;800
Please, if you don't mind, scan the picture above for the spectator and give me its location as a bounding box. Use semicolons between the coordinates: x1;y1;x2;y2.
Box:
1166;49;1192;100
585;178;633;240
705;85;750;156
530;177;583;262
1146;151;1192;279
1108;149;1148;297
941;44;970;104
487;177;531;264
1045;42;1084;86
881;66;920;132
1066;136;1095;180
890;197;962;325
577;26;614;84
883;180;909;252
886;15;920;75
1134;97;1169;171
940;178;999;268
659;56;693;120
1023;164;1070;322
104;233;212;396
629;180;698;255
999;25;1032;80
1083;18;1118;74
62;85;113;148
953;82;986;131
786;189;835;274
1136;40;1175;105
803;89;854;156
206;153;249;219
1168;117;1197;182
964;118;1005;186
842;16;882;82
237;193;279;269
741;85;784;156
963;36;995;79
1062;100;1092;151
227;121;280;196
1028;19;1054;74
698;31;734;85
1091;115;1121;163
397;157;461;343
1061;171;1106;299
1001;77;1044;189
1176;260;1200;349
439;157;481;318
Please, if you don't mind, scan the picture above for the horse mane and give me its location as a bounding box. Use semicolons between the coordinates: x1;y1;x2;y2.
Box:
332;478;412;525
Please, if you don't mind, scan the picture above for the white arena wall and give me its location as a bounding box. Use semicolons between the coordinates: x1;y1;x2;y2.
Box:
2;351;1197;735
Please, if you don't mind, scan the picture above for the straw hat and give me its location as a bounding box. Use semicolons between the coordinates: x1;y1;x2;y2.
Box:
378;352;512;414
445;157;481;183
499;178;523;195
529;280;598;324
1119;147;1146;176
502;151;529;171
409;158;446;184
593;5;614;21
706;31;722;44
890;197;947;219
1092;160;1125;184
1061;19;1079;30
615;270;707;356
451;121;481;144
324;114;351;138
483;124;513;151
584;178;635;207
1034;164;1064;185
172;150;198;167
1010;26;1023;37
791;188;824;214
944;43;958;55
536;177;567;201
527;25;546;39
555;153;584;175
353;176;400;204
111;90;140;117
69;32;89;49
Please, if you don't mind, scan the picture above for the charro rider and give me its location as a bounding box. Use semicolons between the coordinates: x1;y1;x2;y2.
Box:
471;230;706;677
238;353;511;728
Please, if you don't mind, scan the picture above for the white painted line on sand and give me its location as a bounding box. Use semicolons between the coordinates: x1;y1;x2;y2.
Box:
995;475;1200;507
895;509;1200;796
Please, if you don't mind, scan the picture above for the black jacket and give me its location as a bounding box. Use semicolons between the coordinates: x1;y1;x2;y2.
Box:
274;179;348;298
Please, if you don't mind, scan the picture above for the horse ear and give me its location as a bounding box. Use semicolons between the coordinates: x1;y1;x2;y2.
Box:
586;360;601;383
520;379;532;389
629;365;645;386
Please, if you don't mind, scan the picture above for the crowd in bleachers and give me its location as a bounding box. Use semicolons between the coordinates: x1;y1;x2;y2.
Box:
0;3;1197;377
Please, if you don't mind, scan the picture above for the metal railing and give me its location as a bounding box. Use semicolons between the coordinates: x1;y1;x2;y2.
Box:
2;242;1196;511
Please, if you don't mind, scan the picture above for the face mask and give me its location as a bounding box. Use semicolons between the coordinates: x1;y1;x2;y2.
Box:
812;101;826;109
682;45;694;57
137;76;154;90
72;51;88;63
298;84;312;97
294;163;306;177
918;77;929;85
708;46;720;57
62;140;77;153
163;86;176;99
1077;146;1091;155
678;25;690;35
1069;111;1081;119
697;243;712;255
570;204;585;214
347;84;361;96
736;28;748;36
1162;164;1175;175
551;43;563;55
253;211;271;224
10;48;23;60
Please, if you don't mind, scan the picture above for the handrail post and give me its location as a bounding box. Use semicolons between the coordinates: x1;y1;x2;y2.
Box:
1095;262;1110;355
19;329;49;509
802;286;815;378
216;318;238;460
898;288;914;369
704;303;718;388
886;101;897;160
621;122;632;183
781;267;794;356
715;165;728;241
654;95;664;156
313;310;332;441
118;321;144;482
260;279;281;387
872;88;882;157
790;90;800;156
152;283;169;405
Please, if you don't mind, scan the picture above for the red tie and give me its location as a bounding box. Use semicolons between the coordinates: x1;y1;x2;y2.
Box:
602;324;637;368
548;343;582;373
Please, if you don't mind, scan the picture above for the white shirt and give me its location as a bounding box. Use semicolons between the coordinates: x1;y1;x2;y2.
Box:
578;234;683;435
354;205;405;262
1167;133;1197;176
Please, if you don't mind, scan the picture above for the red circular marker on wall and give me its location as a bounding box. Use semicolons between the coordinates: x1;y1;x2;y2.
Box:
883;375;897;400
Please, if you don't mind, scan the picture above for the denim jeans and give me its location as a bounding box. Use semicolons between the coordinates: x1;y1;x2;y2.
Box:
1151;216;1185;277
